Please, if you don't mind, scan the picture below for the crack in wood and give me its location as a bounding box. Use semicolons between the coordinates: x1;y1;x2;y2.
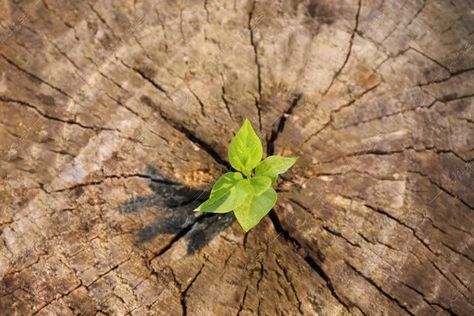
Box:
399;279;456;315
302;78;381;147
304;255;352;313
87;2;120;40
219;72;234;119
319;146;471;165
188;87;206;117
48;172;180;193
419;67;474;87
275;257;304;314
267;93;303;156
426;257;473;305
147;213;210;262
118;58;172;100
0;96;115;132
248;0;262;131
180;264;204;315
318;0;362;103
266;208;354;313
408;170;473;209
0;53;83;104
138;95;230;168
441;241;474;265
236;285;248;316
345;260;415;315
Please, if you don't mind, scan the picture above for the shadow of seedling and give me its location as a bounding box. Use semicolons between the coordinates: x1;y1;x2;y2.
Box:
117;165;235;254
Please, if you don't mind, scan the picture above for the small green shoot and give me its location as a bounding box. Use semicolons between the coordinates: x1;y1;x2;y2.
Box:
195;119;297;232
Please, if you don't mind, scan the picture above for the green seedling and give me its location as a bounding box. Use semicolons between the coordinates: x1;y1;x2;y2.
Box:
195;119;297;231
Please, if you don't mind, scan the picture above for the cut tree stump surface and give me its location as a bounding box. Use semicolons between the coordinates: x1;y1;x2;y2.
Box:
0;0;473;315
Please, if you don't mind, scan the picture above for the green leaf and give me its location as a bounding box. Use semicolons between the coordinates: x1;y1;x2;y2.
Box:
255;156;298;183
228;119;263;177
209;172;243;198
234;187;277;232
248;176;272;196
195;175;249;213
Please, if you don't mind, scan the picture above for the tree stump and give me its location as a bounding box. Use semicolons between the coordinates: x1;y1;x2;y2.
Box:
0;0;473;315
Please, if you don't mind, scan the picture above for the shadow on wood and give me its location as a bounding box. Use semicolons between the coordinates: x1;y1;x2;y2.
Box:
117;165;235;254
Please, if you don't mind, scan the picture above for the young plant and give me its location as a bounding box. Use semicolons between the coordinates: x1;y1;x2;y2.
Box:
195;119;297;231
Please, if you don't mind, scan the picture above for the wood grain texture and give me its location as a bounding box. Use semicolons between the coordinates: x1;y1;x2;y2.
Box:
0;0;473;315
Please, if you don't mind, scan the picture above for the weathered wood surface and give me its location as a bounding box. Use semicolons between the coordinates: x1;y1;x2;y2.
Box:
0;0;473;315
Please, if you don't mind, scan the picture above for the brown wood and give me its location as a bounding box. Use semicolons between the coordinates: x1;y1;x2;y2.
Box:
0;0;473;315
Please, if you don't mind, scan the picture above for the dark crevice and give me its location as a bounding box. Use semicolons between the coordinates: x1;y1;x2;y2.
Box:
379;1;411;43
275;258;303;314
319;0;361;101
332;81;382;115
119;50;228;168
148;213;211;261
87;257;132;287
399;280;456;315
45;147;75;157
320;146;470;165
132;34;154;63
0;96;115;132
357;232;397;250
333;105;425;129
163;118;230;168
31;282;83;315
452;272;471;293
304;256;352;312
0;53;76;101
441;241;474;264
438;93;474;103
49;173;180;193
419;67;474;87
188;88;206;117
236;285;249;316
139;95;230;168
105;93;146;121
409;45;450;73
267;93;303;155
133;66;170;98
403;0;427;33
118;58;171;99
288;198;311;212
179;9;186;43
181;264;204;316
458;117;474;125
97;69;130;93
87;2;119;39
345;260;415;315
39;0;80;42
310;170;400;182
321;225;361;248
408;170;473;209
256;261;264;292
300;0;365;148
361;201;443;257
248;0;262;131
220;72;233;119
268;212;294;244
302;77;381;147
426;258;472;304
254;262;263;314
268;212;352;312
38;32;86;81
203;0;210;23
